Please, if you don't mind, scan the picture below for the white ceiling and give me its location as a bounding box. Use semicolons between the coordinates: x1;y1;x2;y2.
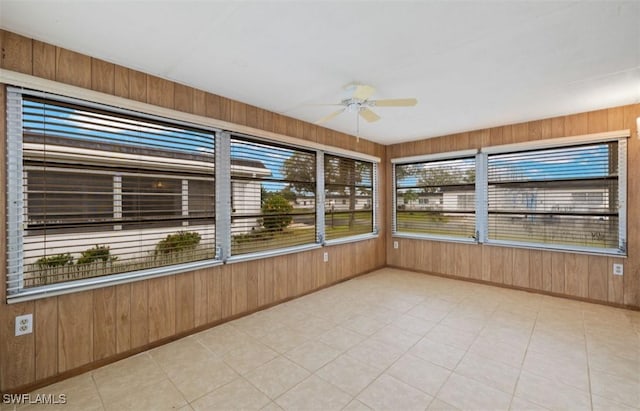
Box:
1;1;639;145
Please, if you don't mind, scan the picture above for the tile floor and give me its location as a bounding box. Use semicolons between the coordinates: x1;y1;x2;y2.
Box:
6;268;640;411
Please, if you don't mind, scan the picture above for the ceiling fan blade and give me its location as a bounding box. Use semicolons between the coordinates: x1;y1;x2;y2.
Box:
359;108;381;123
353;84;376;100
371;98;418;107
315;108;345;124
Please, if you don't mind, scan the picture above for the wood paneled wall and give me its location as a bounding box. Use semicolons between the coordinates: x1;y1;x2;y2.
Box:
0;30;387;392
387;104;640;309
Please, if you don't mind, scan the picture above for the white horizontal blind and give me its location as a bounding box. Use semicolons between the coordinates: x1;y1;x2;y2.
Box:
487;141;621;251
18;95;216;289
229;136;317;255
395;157;476;239
324;154;374;240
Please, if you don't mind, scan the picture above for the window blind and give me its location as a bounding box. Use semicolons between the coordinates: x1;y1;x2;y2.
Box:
16;95;216;289
487;142;621;251
324;154;374;240
229;136;316;255
395;157;476;239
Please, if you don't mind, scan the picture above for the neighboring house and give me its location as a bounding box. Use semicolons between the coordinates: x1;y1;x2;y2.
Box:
22;135;269;263
293;194;372;212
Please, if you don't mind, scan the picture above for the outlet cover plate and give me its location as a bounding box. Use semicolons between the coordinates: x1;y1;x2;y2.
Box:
393;241;399;249
15;313;33;336
613;263;623;276
323;252;329;262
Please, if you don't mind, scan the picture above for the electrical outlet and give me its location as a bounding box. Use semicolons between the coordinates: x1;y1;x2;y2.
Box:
15;314;33;336
323;252;329;262
613;263;623;276
393;241;399;249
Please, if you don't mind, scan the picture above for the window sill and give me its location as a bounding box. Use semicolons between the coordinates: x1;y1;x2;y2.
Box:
324;232;379;246
7;259;223;304
226;243;322;264
485;239;626;257
392;232;477;244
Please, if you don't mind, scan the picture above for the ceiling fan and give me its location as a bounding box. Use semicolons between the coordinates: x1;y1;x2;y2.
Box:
315;83;418;126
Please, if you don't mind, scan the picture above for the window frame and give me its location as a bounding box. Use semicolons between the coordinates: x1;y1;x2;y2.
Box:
392;131;629;256
392;149;479;244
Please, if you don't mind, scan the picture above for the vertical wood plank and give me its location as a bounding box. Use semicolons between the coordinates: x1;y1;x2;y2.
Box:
129;70;148;103
32;40;56;80
207;266;223;322
114;66;130;98
490;247;504;284
231;263;248;315
93;287;117;360
194;269;209;327
274;256;289;301
0;30;33;74
481;245;492;281
115;284;131;354
565;254;589;298
174;84;194;114
540;251;553;292
512;249;529;288
91;58;115;95
35;298;58;380
246;259;261;311
220;264;233;319
261;258;276;306
148;276;176;342
529;250;542;290
175;272;195;333
0;302;35;391
130;281;148;347
608;257;624;304
193;89;206;117
551;252;565;294
468;245;482;280
588;255;608;302
587;109;608;133
147;75;174;109
58;292;93;372
55;48;91;88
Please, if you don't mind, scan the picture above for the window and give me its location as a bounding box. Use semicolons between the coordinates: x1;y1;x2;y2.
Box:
10;94;217;291
324;154;374;240
394;156;476;239
486;141;623;252
229;136;316;255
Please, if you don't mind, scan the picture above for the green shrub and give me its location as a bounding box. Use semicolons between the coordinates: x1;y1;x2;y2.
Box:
261;194;293;232
155;231;201;255
77;245;115;265
36;253;74;268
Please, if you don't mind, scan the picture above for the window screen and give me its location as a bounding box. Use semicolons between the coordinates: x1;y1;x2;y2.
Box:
324;154;374;240
229;136;316;255
487;142;621;251
395;157;476;239
17;96;216;289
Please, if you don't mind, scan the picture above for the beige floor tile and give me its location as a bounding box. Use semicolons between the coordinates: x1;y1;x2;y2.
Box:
285;340;341;372
425;324;478;350
244;356;310;399
363;305;403;324
230;313;287;339
289;316;335;339
409;338;466;370
591;394;638;411
342;399;373;411
260;402;284;411
259;326;311;354
316;354;382;396
195;324;251;357
92;353;166;404
514;371;591;411
437;373;512;410
191;378;271;411
164;356;238;402
370;324;422;351
406;304;451;323
223;341;280;375
104;378;186;411
509;396;550;410
22;373;102;411
387;352;451;396
588;350;640;382
346;339;403;370
340;314;387;336
275;376;352;411
150;337;212;370
455;352;520;394
319;326;366;352
522;349;590;392
427;398;460;411
357;374;433;411
590;369;640;408
393;314;437;336
467;336;527;368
